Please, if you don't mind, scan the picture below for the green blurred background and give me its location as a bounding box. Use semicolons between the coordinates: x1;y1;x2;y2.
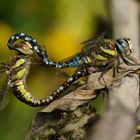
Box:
0;0;110;139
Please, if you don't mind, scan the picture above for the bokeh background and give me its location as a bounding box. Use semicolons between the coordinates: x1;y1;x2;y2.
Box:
0;0;138;140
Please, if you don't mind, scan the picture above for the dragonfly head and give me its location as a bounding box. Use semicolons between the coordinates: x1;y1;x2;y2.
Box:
13;41;33;55
115;38;133;56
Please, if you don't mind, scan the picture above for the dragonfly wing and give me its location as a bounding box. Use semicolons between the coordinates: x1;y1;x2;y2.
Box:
0;79;9;111
81;32;105;51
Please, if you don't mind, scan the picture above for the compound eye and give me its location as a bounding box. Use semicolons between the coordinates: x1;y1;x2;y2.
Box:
116;39;126;51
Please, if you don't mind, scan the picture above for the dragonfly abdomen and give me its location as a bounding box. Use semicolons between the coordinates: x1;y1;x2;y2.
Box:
11;80;41;106
11;79;60;107
11;67;91;107
56;54;91;68
7;32;50;65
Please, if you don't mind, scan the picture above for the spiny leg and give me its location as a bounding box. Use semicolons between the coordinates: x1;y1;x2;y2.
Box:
0;63;8;73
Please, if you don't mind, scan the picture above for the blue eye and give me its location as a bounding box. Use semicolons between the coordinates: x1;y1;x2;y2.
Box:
116;39;126;51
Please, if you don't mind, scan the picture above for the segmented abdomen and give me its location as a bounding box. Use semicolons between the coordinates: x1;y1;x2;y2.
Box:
7;33;92;68
12;80;47;106
11;68;91;107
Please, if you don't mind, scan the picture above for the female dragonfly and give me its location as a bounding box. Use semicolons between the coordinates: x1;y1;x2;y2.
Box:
0;40;102;110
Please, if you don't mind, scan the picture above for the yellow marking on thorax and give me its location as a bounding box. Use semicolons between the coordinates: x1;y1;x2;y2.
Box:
15;68;26;79
12;58;25;69
100;47;116;56
94;53;107;61
85;56;91;64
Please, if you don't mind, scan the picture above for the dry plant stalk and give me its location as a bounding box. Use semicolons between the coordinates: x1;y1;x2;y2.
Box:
90;0;140;140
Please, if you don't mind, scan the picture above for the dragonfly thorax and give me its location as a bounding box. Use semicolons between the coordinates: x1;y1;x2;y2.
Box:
7;56;29;83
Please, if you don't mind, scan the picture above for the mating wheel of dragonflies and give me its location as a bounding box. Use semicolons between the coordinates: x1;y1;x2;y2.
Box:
0;41;98;109
0;33;137;110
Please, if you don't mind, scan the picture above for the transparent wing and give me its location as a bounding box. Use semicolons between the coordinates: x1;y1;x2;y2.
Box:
81;32;105;52
0;79;9;111
0;62;9;111
55;69;70;79
30;56;71;78
30;53;82;67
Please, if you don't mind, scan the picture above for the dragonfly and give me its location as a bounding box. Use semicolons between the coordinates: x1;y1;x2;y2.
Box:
8;33;138;71
0;33;137;109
